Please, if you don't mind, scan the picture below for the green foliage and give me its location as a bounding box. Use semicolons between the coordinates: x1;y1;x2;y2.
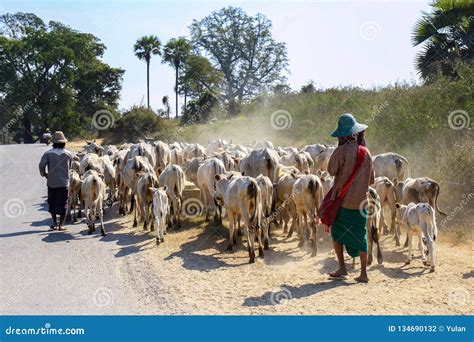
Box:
412;0;474;81
0;12;124;143
107;106;163;143
134;35;161;63
181;90;219;124
180;54;222;100
190;6;289;115
162;37;192;118
134;35;161;108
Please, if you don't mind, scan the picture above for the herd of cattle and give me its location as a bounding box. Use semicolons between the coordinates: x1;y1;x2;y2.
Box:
66;138;446;271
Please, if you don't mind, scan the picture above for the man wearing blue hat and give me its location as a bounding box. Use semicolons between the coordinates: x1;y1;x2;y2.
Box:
326;113;375;283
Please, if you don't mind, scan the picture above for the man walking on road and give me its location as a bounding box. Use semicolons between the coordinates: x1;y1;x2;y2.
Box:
39;131;73;231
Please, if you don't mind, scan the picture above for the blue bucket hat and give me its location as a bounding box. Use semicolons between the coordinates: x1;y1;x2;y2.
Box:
330;113;368;137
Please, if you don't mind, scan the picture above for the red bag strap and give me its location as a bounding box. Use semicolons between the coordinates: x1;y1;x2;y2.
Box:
337;145;367;199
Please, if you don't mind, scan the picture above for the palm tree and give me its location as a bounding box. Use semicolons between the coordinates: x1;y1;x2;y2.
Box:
412;0;474;81
162;38;192;118
134;35;162;108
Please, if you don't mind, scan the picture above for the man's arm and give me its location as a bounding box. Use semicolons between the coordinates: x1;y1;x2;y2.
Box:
39;153;48;177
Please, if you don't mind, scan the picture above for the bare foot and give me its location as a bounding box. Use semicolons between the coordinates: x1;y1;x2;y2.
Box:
329;268;348;278
354;275;369;283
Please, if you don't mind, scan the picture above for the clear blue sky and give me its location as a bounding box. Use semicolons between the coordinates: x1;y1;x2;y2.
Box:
2;0;431;113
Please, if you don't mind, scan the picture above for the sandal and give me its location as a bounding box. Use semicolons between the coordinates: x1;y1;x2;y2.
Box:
329;270;348;279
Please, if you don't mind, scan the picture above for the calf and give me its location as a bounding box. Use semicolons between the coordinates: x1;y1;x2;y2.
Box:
396;202;438;272
197;158;226;221
136;172;159;230
66;169;82;222
81;170;106;236
373;176;399;244
151;187;169;245
159;164;185;228
367;187;383;265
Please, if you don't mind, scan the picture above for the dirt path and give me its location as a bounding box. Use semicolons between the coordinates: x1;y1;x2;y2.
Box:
1;144;471;315
118;215;473;315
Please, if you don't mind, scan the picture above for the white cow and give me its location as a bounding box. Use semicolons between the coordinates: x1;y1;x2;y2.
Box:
373;152;409;181
197;158;226;221
301;144;335;172
154;140;171;174
151;187;169;245
81;170;107;236
218;176;263;263
158;164;185;228
396;202;438;272
136;172;159;230
291;174;323;256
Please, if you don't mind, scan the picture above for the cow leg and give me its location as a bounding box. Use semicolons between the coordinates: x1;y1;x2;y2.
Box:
227;214;235;250
405;228;413;264
129;191;135;214
246;225;255;264
99;203;106;236
237;215;242;236
133;195;138;227
427;239;435;272
367;226;374;266
263;220;270;250
418;231;427;265
177;196;182;228
310;221;317;257
257;228;264;258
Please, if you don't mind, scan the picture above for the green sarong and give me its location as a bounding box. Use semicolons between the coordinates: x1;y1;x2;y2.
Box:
331;207;368;257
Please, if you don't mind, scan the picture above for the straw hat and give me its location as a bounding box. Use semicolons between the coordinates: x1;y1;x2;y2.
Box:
52;131;68;143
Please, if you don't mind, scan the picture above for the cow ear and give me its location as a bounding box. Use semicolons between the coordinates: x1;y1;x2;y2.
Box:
316;169;322;176
228;173;234;180
163;185;167;191
149;187;158;193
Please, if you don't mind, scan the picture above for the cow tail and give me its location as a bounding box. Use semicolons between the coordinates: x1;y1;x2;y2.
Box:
434;183;447;216
266;158;273;181
248;181;258;229
308;178;319;201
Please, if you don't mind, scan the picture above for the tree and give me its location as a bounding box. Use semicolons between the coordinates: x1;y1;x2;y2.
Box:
272;83;292;95
134;35;161;108
412;0;474;81
162;95;170;118
180;54;222;103
0;12;124;143
300;81;316;94
162;38;192;118
190;7;289;115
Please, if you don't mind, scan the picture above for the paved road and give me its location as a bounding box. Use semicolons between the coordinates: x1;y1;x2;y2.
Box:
0;144;171;314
